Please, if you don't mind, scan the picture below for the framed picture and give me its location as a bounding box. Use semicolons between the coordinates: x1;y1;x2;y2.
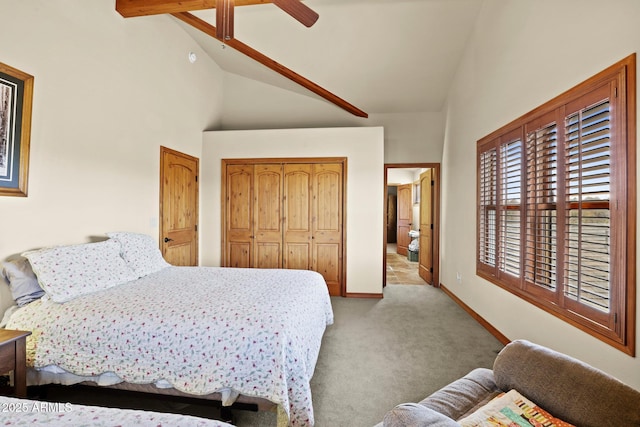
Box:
0;61;33;197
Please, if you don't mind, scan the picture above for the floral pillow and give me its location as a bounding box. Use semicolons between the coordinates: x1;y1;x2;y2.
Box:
106;232;170;278
24;239;138;303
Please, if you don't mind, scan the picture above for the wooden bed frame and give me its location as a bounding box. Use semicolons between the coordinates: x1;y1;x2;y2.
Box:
32;380;280;423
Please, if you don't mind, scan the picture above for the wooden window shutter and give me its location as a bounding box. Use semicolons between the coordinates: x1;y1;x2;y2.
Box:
563;92;612;320
475;54;635;354
499;138;522;277
525;118;559;293
478;147;497;269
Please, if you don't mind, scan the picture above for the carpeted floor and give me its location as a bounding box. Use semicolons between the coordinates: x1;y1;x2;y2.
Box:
38;285;504;426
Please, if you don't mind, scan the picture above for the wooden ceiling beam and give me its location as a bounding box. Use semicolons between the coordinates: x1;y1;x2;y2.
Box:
172;12;368;118
116;0;291;18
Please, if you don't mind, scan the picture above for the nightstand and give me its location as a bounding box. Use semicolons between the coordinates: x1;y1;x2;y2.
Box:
0;330;31;397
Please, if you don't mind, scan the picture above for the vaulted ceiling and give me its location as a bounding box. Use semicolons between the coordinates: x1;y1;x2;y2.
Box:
167;0;483;117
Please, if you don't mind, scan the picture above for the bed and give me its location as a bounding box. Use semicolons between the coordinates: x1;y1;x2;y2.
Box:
0;395;234;426
0;232;334;427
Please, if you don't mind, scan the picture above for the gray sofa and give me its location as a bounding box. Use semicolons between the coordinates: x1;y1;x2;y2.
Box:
378;339;640;427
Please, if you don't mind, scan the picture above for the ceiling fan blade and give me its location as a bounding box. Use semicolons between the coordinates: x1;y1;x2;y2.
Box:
272;0;319;27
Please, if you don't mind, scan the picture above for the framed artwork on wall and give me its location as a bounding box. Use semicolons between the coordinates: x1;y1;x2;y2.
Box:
0;61;33;197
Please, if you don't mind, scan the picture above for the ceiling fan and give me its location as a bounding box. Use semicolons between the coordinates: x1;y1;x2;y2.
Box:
272;0;319;27
116;1;318;28
215;0;318;40
115;0;367;117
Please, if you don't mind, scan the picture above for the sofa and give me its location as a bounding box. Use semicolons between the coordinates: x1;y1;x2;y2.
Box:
378;339;640;427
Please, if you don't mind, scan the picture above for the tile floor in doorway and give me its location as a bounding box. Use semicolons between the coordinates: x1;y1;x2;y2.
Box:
386;243;427;285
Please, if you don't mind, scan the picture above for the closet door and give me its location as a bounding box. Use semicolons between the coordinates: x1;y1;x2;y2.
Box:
254;164;283;268
225;164;253;268
283;164;313;271
312;163;343;296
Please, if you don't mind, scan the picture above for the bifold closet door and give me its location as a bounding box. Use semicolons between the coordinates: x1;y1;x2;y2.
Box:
312;163;343;296
254;164;283;268
283;164;313;271
224;160;344;296
225;164;253;268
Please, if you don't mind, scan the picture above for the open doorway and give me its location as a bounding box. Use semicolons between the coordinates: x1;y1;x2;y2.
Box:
383;163;440;288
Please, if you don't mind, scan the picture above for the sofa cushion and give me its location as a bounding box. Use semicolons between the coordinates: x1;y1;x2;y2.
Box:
419;368;501;421
383;403;460;427
493;339;640;427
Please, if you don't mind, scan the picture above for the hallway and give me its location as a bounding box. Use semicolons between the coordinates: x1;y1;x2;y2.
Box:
386;243;427;285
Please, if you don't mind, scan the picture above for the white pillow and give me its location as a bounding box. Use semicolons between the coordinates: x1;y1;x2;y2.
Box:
24;239;138;303
106;232;170;277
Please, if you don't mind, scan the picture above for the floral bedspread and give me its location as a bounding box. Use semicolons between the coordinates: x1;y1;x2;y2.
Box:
6;267;334;427
0;395;234;426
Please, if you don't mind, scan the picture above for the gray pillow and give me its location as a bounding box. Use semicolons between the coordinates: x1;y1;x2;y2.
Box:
383;403;461;427
1;258;45;306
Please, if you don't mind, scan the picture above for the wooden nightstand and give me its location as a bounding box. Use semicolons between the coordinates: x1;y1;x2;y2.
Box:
0;330;31;397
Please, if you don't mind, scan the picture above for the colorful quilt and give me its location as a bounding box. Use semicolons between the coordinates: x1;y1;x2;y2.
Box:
6;266;334;426
459;389;575;427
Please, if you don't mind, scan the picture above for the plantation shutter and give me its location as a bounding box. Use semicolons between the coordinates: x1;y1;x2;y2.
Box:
524;118;558;293
478;147;497;268
499;138;522;277
564;96;612;314
476;55;634;353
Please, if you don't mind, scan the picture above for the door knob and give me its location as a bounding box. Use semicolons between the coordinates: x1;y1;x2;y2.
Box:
164;237;173;243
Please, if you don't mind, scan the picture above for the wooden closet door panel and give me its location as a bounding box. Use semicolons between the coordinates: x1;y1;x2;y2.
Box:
254;164;283;269
226;164;253;267
313;163;343;296
283;164;312;271
228;242;251;268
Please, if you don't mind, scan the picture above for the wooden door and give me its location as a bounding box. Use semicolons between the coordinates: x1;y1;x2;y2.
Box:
419;169;433;284
396;184;412;256
225;164;253;268
283;164;313;271
254;164;283;268
159;146;199;266
312;163;343;296
387;193;397;243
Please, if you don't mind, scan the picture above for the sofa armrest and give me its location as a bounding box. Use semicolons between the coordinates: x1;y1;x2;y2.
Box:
493;339;640;427
418;368;501;420
382;403;460;427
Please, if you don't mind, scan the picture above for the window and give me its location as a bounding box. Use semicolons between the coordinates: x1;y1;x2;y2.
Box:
476;54;636;355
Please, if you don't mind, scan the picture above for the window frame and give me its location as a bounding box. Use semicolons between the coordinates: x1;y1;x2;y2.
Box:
476;54;636;355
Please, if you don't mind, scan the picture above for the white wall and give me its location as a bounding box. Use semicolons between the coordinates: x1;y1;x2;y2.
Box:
442;0;640;389
218;74;445;164
372;113;445;164
0;0;224;259
201;127;385;295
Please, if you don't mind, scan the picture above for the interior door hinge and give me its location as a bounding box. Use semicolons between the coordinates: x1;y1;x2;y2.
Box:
196;175;198;182
430;267;433;273
431;180;434;186
195;224;198;231
430;224;433;230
